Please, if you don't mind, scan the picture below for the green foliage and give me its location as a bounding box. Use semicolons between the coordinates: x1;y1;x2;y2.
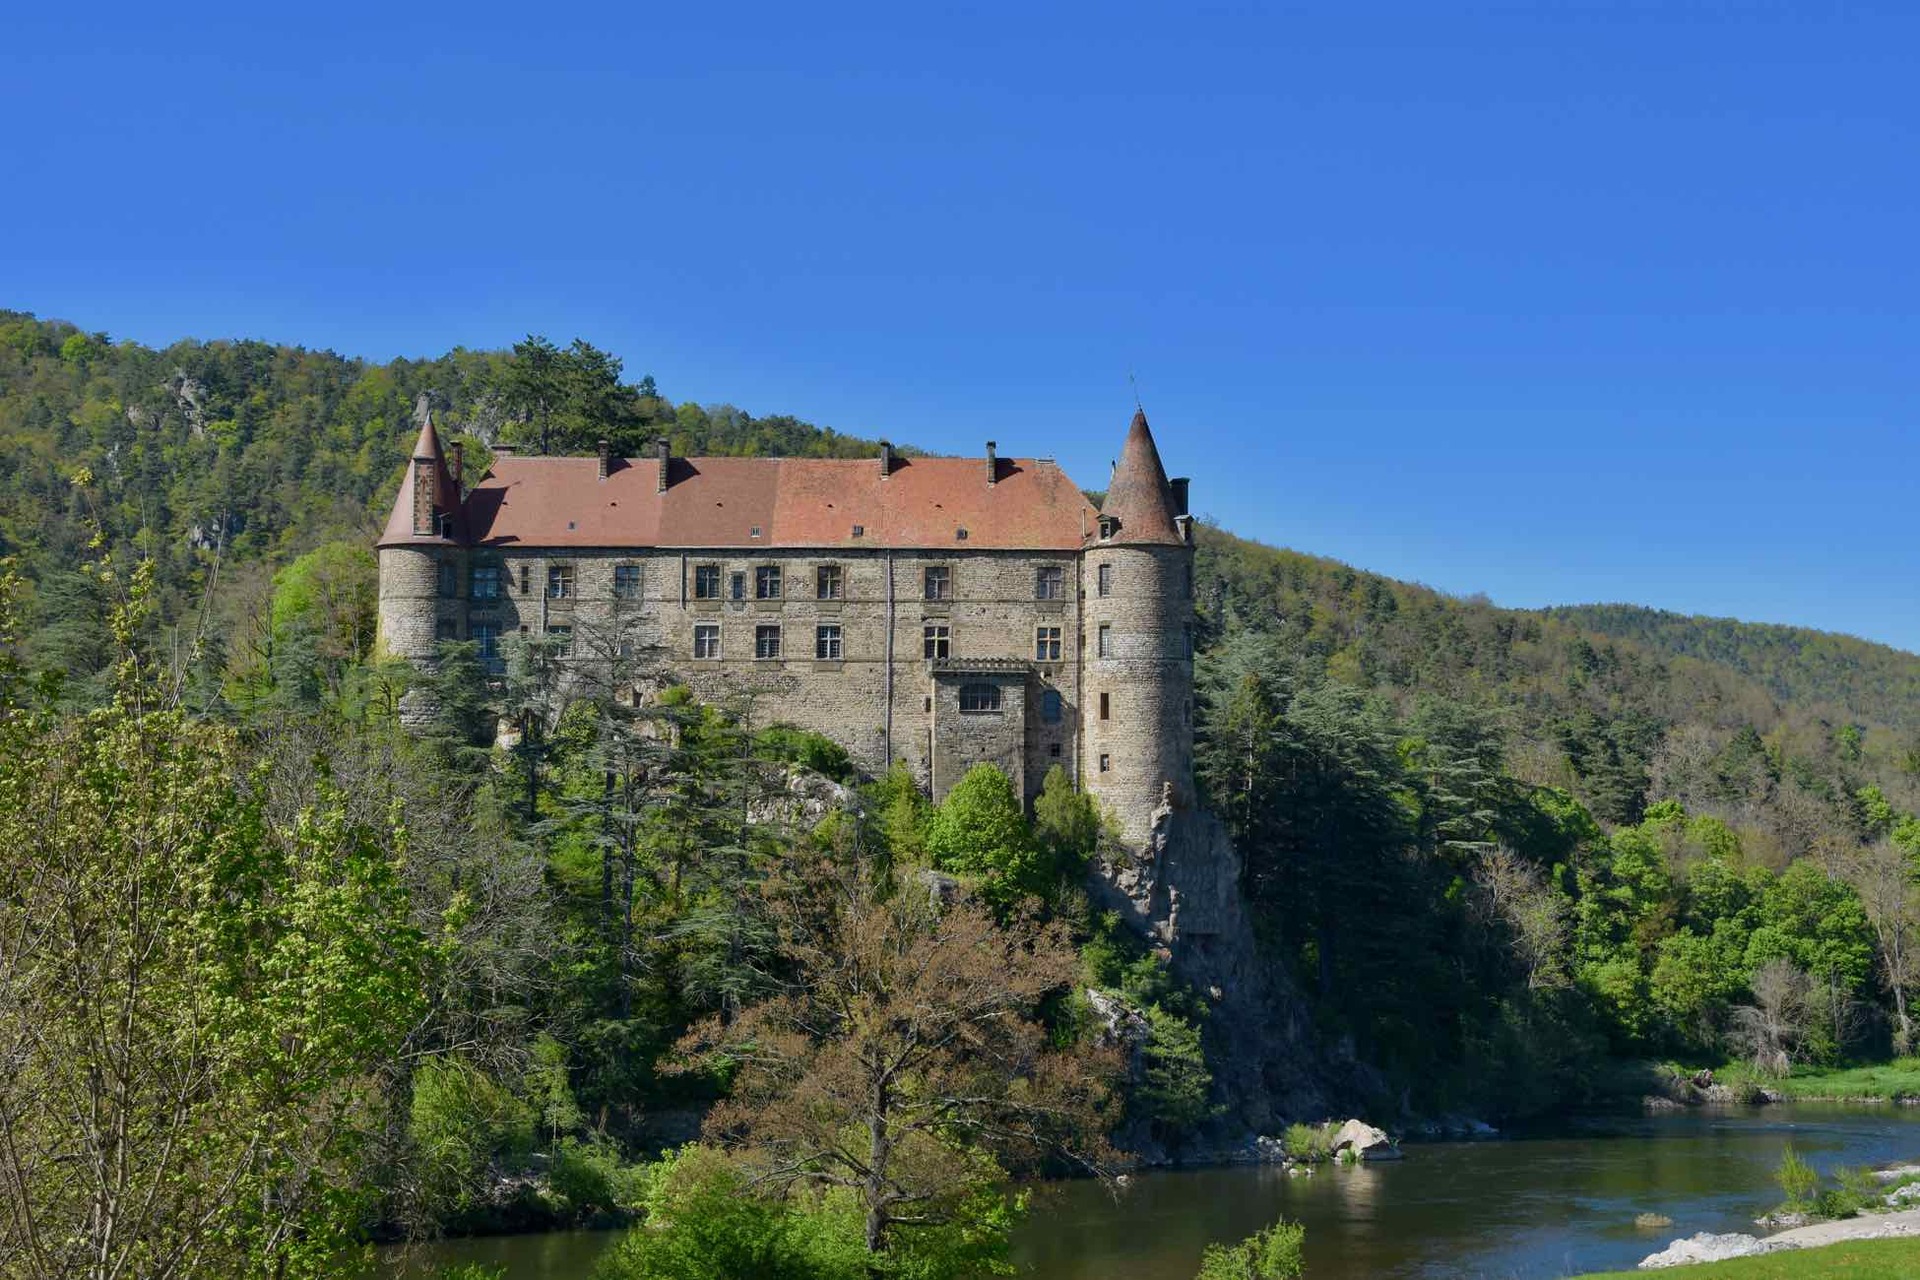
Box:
1776;1143;1820;1212
1194;1218;1307;1280
408;1058;538;1215
1032;764;1108;877
924;763;1050;909
753;724;855;782
1282;1123;1333;1163
1138;1005;1216;1130
549;1138;648;1216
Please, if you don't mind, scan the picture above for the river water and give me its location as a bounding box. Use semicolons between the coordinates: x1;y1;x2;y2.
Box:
388;1103;1920;1279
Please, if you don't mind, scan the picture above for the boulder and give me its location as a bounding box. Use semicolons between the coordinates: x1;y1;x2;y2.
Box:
1329;1119;1401;1161
1084;989;1152;1053
1638;1233;1772;1269
917;869;962;910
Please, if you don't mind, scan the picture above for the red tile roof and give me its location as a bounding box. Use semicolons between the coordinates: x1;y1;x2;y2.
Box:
462;452;1098;551
378;419;467;548
1098;411;1185;547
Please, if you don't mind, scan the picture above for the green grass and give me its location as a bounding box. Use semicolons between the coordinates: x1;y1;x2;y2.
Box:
1578;1237;1920;1278
1716;1057;1920;1101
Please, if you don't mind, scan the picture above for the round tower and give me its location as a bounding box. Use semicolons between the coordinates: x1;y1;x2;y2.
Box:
1081;410;1194;848
375;416;467;663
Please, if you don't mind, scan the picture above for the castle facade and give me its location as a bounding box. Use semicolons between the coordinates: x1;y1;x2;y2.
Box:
376;411;1195;846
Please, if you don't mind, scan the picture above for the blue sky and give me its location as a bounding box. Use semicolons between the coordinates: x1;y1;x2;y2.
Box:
6;4;1917;648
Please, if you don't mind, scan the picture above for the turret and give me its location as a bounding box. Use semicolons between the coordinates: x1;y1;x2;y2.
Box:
1081;410;1195;847
376;416;467;662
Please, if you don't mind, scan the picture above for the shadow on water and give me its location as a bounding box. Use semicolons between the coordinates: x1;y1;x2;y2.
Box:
387;1104;1920;1280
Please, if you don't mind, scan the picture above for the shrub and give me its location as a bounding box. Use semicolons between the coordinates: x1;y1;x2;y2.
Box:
1775;1143;1820;1211
754;725;854;781
409;1057;538;1215
924;764;1049;909
1282;1123;1332;1163
1195;1218;1306;1280
551;1138;646;1216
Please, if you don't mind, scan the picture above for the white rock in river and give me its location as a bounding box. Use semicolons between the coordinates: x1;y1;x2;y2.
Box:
1638;1232;1772;1269
1329;1119;1401;1161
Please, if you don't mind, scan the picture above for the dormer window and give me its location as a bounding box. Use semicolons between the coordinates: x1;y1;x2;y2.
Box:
1098;515;1117;540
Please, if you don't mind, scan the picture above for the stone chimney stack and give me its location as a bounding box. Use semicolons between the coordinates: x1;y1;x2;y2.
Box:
656;437;671;493
985;440;998;487
1169;476;1189;516
879;440;894;480
449;441;464;492
597;439;611;481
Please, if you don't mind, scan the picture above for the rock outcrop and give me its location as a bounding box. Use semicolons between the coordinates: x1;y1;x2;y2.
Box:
1329;1119;1401;1162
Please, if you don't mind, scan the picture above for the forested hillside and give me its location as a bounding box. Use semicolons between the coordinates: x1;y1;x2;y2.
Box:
11;307;1920;1274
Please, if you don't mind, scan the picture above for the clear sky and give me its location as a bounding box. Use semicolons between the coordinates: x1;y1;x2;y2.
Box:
6;4;1917;648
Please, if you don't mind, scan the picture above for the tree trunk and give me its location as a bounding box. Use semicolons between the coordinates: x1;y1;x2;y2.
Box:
864;1081;890;1260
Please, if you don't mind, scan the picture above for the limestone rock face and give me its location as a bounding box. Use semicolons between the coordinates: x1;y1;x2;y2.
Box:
1089;793;1329;1140
745;767;862;829
1329;1119;1401;1161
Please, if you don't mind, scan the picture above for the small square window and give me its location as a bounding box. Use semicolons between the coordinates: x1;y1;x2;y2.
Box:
694;564;722;599
816;564;843;600
923;624;950;660
1035;565;1064;600
816;624;842;660
923;565;951;601
955;527;968;541
1050;743;1063;758
547;624;572;657
1099;753;1111;772
614;564;642;599
750;525;763;538
755;565;782;599
730;571;747;600
694;623;721;659
1035;626;1062;662
755;625;782;659
851;524;865;537
472;564;501;600
547;564;575;599
958;683;1002;713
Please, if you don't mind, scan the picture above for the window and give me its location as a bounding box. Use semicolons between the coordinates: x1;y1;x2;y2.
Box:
435;619;457;641
1098;516;1116;540
923;565;951;601
923;624;950;660
815;564;843;600
729;571;747;600
694;564;722;599
1035;565;1064;600
472;564;501;600
438;561;457;597
958;683;1002;713
547;564;575;599
1050;743;1063;758
1041;689;1063;724
1099;753;1111;773
755;625;782;659
1098;624;1112;657
1097;563;1113;597
851;524;865;537
815;624;842;660
473;623;502;672
614;564;641;599
1035;626;1062;662
518;565;530;595
755;565;782;599
1100;691;1111;720
693;623;721;659
547;625;572;657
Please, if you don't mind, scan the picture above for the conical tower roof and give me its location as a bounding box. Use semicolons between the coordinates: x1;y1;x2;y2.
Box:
378;417;466;547
1096;409;1184;546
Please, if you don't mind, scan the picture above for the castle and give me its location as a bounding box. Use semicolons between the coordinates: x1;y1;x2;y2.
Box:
376;410;1196;848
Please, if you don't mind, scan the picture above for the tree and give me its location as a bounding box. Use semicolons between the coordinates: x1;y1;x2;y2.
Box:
1837;840;1920;1053
0;566;428;1278
1194;1217;1306;1280
677;843;1118;1262
1729;958;1815;1076
923;764;1050;911
1471;845;1571;992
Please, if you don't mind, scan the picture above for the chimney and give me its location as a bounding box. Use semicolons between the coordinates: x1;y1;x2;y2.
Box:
879;440;894;480
449;441;464;492
985;440;997;487
493;442;517;456
655;437;670;493
1169;476;1189;517
597;439;611;481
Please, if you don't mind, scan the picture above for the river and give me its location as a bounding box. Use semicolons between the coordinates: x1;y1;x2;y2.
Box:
387;1103;1920;1279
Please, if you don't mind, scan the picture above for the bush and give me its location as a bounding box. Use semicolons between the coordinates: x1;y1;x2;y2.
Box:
408;1057;538;1215
1282;1123;1333;1163
1195;1218;1306;1280
1776;1143;1820;1211
754;725;854;781
551;1138;646;1216
924;764;1049;910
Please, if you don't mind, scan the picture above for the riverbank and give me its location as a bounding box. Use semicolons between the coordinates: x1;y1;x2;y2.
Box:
1610;1057;1920;1110
1583;1235;1920;1277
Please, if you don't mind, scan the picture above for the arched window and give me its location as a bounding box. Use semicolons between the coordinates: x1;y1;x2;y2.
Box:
958;683;1002;713
1040;689;1063;724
